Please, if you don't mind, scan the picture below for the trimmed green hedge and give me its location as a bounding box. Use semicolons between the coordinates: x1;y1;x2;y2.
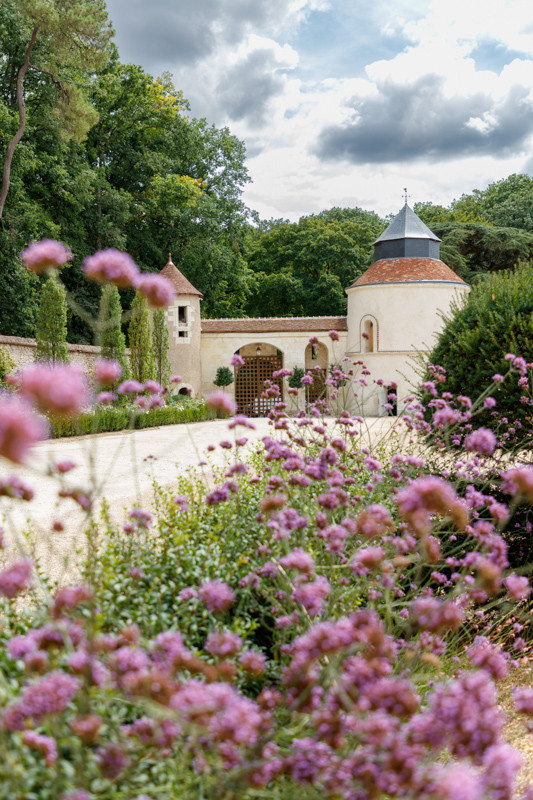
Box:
50;399;215;438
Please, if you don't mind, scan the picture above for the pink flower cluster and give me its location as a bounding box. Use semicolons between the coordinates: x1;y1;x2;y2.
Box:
82;248;176;306
22;239;71;274
19;363;90;418
0;395;47;463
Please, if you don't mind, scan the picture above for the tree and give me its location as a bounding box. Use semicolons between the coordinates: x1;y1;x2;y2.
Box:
128;292;155;384
245;208;383;317
213;366;234;387
152;308;170;387
0;0;113;218
423;262;533;449
454;174;533;232
35;276;69;363
99;285;129;378
430;223;533;283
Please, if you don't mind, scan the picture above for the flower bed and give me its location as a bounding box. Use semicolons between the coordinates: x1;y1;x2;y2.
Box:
0;240;532;799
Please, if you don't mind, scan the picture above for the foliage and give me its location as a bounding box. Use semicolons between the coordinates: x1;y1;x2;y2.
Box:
34;276;69;363
431;222;533;283
422;262;533;449
0;16;253;340
152;308;171;387
1;401;532;798
288;365;305;388
0;346;15;386
245;207;384;317
456;173;533;232
99;285;129;379
213;365;234;387
128;292;155;383
50;397;214;437
0;0;113;217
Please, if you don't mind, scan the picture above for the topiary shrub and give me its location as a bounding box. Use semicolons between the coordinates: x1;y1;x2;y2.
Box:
128;292;156;383
213;365;234;387
422;261;533;450
152;307;171;387
35;277;69;364
288;366;305;388
99;285;130;379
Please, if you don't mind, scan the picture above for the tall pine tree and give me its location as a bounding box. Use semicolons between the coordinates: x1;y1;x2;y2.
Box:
35;277;69;363
128;292;155;383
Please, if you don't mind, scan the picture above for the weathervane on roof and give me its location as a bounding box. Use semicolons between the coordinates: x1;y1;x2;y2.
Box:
402;187;411;205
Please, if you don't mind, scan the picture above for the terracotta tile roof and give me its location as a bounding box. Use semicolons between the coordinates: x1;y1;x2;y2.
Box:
159;255;203;297
351;258;466;288
201;316;348;333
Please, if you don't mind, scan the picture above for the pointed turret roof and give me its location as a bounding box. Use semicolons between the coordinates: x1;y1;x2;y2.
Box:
373;203;441;245
159;254;203;297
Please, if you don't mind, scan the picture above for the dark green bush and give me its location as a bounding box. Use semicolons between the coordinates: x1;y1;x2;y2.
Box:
213;365;234;387
288;366;305;388
424;261;533;448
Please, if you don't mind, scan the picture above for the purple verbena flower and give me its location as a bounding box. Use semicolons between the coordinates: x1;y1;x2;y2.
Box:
20;364;90;418
198;580;235;612
0;395;47;463
94;358;122;386
83;248;139;288
22;239;71;274
136;274;176;308
0;559;32;598
206;390;236;417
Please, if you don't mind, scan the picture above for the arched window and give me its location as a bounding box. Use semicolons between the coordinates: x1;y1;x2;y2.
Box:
362;318;375;353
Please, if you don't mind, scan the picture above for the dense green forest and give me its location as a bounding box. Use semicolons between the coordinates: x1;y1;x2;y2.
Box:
1;0;533;342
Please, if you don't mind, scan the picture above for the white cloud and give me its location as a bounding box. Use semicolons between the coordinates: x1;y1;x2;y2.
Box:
106;0;533;222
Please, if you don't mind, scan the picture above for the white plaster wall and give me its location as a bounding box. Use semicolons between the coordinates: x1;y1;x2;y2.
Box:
339;351;422;416
343;280;469;416
200;331;347;399
346;282;469;354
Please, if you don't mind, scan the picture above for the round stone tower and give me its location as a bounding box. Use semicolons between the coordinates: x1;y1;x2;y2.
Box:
159;255;202;396
345;202;469;414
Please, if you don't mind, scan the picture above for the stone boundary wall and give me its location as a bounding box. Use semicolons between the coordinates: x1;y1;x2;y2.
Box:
0;334;130;374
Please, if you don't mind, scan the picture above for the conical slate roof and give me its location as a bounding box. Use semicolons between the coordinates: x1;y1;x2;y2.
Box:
159;254;203;297
373;203;441;244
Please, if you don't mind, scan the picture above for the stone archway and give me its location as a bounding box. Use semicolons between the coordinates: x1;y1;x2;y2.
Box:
234;343;284;417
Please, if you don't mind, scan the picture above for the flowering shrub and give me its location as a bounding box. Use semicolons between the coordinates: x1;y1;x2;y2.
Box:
423;263;533;450
0;240;532;799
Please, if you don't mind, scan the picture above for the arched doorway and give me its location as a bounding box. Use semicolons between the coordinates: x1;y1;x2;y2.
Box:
234;343;284;417
304;342;328;405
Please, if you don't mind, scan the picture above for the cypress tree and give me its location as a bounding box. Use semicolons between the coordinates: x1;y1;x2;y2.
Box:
128;292;155;383
100;285;129;378
152;308;171;387
35;277;69;364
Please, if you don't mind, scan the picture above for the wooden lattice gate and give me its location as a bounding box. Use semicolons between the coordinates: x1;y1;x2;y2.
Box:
306;368;327;405
235;354;284;417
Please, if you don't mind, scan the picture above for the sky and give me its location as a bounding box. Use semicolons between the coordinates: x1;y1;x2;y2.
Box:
105;0;533;221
